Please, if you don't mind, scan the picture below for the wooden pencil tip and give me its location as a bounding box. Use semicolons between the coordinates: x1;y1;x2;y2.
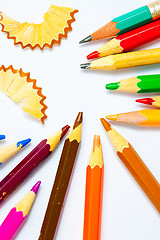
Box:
106;114;118;121
100;118;112;132
73;112;83;129
93;135;100;152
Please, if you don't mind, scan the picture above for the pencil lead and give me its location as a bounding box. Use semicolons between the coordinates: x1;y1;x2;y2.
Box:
73;112;83;129
17;138;31;148
0;135;5;140
106;114;118;121
87;51;100;60
31;181;41;194
80;63;91;69
106;82;120;90
100;118;112;132
60;125;70;140
93;135;100;152
79;35;92;44
136;98;155;105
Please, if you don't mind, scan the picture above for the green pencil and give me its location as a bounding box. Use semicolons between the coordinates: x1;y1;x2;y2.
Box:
106;74;160;93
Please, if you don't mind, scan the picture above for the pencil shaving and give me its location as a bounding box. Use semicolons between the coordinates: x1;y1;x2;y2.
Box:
0;65;47;123
0;5;78;50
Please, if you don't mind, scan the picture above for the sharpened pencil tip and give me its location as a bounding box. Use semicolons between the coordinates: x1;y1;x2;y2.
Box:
93;135;100;152
100;118;112;132
80;63;90;69
17;138;31;148
73;112;83;129
31;181;41;194
136;98;154;105
106;114;118;121
61;125;70;140
0;135;5;140
87;51;100;60
106;82;120;90
79;35;92;44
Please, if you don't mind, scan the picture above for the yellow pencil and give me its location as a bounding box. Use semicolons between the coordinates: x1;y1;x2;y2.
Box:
81;48;160;70
106;109;160;126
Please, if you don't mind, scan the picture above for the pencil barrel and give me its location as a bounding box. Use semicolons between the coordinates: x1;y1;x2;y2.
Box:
117;144;160;213
90;48;160;70
83;165;104;240
0;140;51;204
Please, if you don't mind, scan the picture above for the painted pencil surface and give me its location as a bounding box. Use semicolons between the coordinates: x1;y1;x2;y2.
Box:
83;135;104;240
0;125;70;204
0;181;41;240
87;19;160;59
39;112;83;240
80;0;160;43
106;109;160;126
106;74;160;93
101;118;160;213
0;138;31;166
0;135;5;140
136;96;160;108
81;48;160;70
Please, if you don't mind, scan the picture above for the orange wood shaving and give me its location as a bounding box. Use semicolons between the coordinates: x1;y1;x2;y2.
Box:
0;6;78;50
0;65;47;124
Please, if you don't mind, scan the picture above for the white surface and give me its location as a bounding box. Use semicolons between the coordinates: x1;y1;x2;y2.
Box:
0;0;160;239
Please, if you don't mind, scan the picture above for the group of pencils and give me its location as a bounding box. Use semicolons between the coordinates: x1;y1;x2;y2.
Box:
1;112;160;240
0;113;82;239
80;0;160;126
80;1;160;239
1;1;160;240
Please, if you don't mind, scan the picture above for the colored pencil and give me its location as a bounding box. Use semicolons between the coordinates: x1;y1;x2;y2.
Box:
81;48;160;70
0;135;5;140
106;74;160;93
0;138;31;166
106;109;160;126
39;112;83;240
0;125;70;204
83;135;104;240
0;181;41;240
101;118;160;213
79;0;160;43
136;96;160;107
87;19;160;60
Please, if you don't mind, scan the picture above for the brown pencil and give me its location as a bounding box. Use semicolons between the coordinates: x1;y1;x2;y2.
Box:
39;112;83;240
101;118;160;213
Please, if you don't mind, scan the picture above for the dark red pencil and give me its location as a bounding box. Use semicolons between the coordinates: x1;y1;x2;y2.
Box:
0;125;70;204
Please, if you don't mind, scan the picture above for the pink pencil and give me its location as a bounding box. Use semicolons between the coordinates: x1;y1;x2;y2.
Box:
0;181;41;240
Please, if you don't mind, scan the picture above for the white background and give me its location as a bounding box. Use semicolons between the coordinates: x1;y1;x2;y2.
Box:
0;0;160;239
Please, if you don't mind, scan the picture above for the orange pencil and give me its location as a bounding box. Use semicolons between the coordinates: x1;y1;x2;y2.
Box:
83;135;104;240
101;118;160;213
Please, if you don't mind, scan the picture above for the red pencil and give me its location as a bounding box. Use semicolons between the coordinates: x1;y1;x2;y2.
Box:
88;19;160;59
